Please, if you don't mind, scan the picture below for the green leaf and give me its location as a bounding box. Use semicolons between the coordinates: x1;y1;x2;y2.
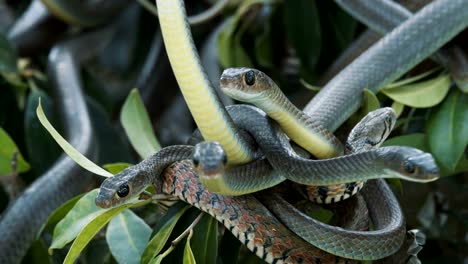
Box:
218;16;252;68
149;255;165;264
254;14;273;68
191;214;217;264
427;89;468;173
63;202;139;264
183;230;196;264
362;89;380;114
384;68;440;89
106;209;152;264
103;162;133;174
39;193;85;238
382;133;428;152
141;203;190;264
22;240;51;264
36;99;113;177
381;73;451;108
49;189;107;252
0;32;18;73
391;101;405;118
299;79;321;91
284;0;321;75
120;89;160;159
0;127;30;175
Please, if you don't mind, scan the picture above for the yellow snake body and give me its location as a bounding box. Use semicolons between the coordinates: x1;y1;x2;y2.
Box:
253;96;343;158
156;0;255;165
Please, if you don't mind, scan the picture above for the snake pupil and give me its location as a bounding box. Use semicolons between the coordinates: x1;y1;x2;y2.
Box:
117;183;130;198
222;154;228;165
244;71;255;86
403;161;416;174
193;157;200;167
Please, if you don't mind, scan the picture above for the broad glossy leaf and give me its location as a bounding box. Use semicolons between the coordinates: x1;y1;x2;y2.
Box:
0;32;17;73
427;89;468;173
120;89;160;159
49;189;107;252
22;240;51;264
362;89;380;114
391;101;405;118
191;213;217;264
218;0;273;68
106;209;151;264
218;16;252;67
149;255;164;264
103;162;132;174
39;193;85;238
284;0;321;75
385;68;440;89
0;127;30;175
183;231;196;264
381;73;451;108
141;203;190;264
36;99;113;177
63;202;139;264
254;10;273;69
382;133;428;152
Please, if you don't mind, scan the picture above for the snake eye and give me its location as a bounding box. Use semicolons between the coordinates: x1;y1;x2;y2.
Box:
192;157;200;167
221;154;228;165
403;161;416;174
244;70;255;86
117;183;130;198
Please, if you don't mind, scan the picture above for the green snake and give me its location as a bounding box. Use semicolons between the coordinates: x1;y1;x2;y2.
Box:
2;0;466;262
96;104;437;260
98;1;460;260
220;68;395;202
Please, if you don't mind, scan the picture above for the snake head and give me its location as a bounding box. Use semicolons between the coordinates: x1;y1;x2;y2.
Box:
220;68;276;102
192;141;227;177
347;107;397;152
379;146;440;183
95;166;149;208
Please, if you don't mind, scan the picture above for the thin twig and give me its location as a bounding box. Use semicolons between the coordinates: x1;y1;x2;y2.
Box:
151;212;204;262
171;212;204;246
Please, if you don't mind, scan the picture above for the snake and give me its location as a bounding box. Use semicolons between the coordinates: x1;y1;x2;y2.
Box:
302;0;468;131
96;103;436;260
97;1;466;260
220;68;393;202
156;0;257;165
2;0;466;262
335;0;468;90
0;26;117;262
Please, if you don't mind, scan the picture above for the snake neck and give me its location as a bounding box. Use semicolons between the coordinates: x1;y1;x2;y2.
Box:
252;89;344;159
137;145;194;189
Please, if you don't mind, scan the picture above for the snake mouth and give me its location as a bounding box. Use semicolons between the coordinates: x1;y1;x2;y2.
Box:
95;190;113;208
198;167;223;178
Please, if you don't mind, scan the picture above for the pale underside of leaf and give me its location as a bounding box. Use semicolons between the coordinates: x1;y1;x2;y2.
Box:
36;99;113;177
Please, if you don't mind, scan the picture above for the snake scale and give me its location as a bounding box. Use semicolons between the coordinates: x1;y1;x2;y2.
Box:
0;28;114;262
0;0;466;262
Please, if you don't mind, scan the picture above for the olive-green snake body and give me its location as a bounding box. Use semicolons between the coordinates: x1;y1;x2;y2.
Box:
95;0;464;261
96;104;437;260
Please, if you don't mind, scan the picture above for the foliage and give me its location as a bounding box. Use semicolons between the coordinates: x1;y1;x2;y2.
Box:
0;0;466;263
